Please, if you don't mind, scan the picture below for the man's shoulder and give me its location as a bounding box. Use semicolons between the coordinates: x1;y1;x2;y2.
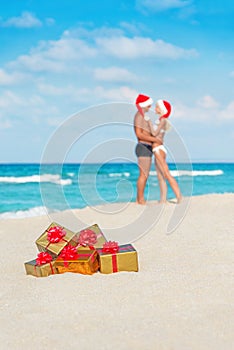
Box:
134;111;143;124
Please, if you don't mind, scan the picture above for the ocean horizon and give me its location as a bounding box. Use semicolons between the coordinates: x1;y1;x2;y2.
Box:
0;162;233;219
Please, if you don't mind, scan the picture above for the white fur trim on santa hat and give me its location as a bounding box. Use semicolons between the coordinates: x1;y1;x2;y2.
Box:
156;99;167;115
138;97;153;108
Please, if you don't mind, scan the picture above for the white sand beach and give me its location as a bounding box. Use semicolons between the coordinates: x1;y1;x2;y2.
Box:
0;193;234;350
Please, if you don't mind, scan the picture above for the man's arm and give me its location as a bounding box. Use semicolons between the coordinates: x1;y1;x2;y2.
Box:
134;113;162;144
134;125;162;143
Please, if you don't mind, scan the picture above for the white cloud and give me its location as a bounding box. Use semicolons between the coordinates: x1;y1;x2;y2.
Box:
14;53;66;73
0;90;45;109
172;100;216;122
0;91;24;128
94;67;137;82
64;26;123;40
0;90;46;128
38;83;70;96
197;95;219;109
94;86;138;102
172;98;234;123
45;37;96;61
219;101;234;120
7;26;198;76
119;22;146;35
0;69;27;85
38;82;137;103
230;71;234;78
37;83;91;102
1;11;42;28
9;36;97;73
96;36;198;59
136;0;192;12
0;90;24;108
0;24;201;123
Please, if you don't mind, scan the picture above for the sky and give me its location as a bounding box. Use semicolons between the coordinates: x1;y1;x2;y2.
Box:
0;0;233;163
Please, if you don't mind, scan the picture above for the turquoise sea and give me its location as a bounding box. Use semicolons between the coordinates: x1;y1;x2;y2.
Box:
0;163;233;219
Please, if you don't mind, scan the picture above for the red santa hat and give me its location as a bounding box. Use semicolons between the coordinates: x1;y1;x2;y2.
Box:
156;99;171;118
135;94;153;108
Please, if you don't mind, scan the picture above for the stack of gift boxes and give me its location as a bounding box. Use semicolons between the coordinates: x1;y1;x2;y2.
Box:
24;222;138;277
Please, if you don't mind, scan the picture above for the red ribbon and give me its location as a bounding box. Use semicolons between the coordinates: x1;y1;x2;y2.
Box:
35;252;55;275
60;244;79;260
102;241;119;254
78;229;97;249
47;226;66;243
36;252;53;265
100;243;134;273
101;241;119;273
59;244;79;267
76;251;96;263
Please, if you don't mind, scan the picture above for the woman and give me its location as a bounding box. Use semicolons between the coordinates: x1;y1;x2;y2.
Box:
147;99;182;203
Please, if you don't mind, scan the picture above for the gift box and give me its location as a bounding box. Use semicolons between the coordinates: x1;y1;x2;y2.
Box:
24;252;56;278
74;224;107;250
56;244;99;275
97;241;139;274
36;222;77;257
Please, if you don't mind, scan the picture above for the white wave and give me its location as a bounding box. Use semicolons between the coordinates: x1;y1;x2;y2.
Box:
0;174;72;185
60;178;72;185
109;172;130;177
0;206;48;219
149;170;224;177
67;172;75;177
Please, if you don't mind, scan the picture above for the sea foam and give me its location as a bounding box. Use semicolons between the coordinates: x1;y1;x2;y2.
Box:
109;172;130;177
0;174;72;185
149;170;224;177
0;206;49;219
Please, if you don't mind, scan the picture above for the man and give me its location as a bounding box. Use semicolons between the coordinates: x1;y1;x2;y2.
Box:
134;94;162;204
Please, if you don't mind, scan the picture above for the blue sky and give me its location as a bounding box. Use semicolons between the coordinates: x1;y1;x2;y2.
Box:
0;0;233;162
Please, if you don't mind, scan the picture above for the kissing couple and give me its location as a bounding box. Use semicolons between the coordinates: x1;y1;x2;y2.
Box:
134;93;182;205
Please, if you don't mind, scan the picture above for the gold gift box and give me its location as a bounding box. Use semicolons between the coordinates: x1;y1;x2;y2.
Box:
36;222;77;257
56;249;99;275
75;224;107;249
24;259;56;278
97;244;139;274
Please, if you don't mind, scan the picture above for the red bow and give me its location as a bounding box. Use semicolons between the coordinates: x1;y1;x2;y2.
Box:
47;226;66;243
78;229;97;247
102;241;119;254
60;244;78;260
36;252;53;266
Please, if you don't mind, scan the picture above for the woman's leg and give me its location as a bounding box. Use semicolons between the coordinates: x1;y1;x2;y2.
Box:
137;156;152;204
154;156;167;203
154;150;182;203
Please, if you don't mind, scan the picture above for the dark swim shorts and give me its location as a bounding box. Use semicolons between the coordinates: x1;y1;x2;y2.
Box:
135;143;153;158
